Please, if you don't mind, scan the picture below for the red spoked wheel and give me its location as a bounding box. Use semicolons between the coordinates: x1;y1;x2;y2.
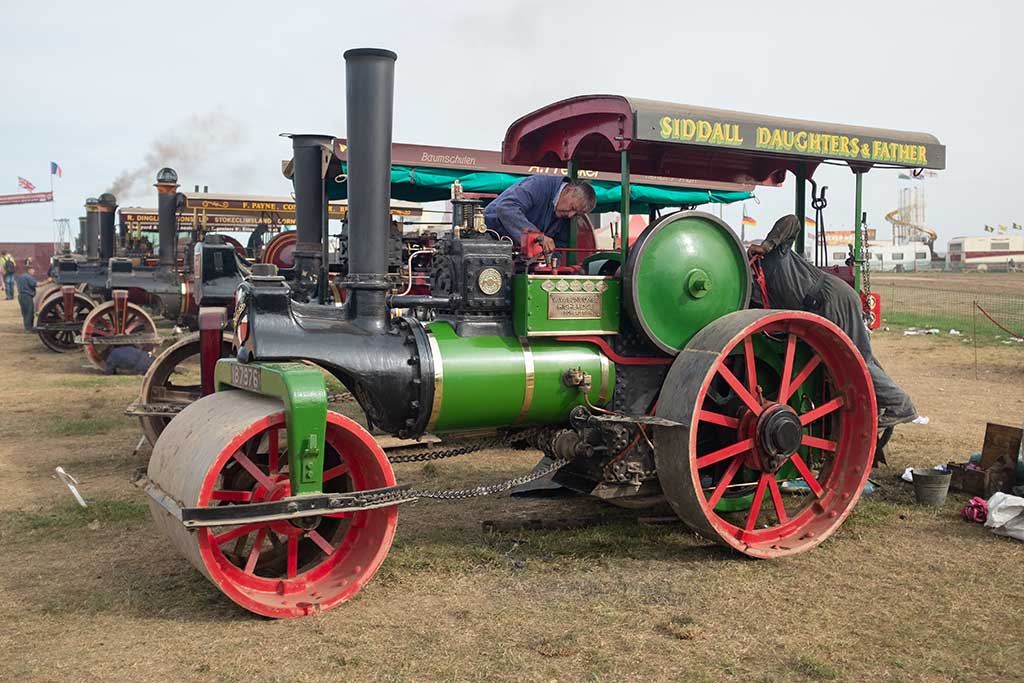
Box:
136;332;236;446
34;282;61;312
35;289;97;352
654;309;876;558
80;295;159;370
147;391;397;618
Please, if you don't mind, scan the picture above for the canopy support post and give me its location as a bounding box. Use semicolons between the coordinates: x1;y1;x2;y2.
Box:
567;160;578;266
620;150;630;261
853;170;864;294
794;163;807;256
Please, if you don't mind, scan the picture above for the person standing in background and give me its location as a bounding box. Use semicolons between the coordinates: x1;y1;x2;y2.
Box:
15;266;38;331
2;252;15;300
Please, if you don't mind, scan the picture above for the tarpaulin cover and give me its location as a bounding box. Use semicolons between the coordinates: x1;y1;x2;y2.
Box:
325;164;751;214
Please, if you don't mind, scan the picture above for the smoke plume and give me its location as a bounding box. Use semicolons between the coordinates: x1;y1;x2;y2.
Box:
107;112;246;200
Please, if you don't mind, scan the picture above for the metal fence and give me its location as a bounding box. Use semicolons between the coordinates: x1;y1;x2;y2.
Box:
881;283;1024;339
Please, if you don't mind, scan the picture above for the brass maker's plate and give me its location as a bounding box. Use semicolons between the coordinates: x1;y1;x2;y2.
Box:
478;268;502;295
548;291;602;320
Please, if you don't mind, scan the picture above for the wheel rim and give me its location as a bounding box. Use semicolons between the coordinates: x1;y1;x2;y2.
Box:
262;231;296;270
138;332;235;446
35;291;96;352
80;300;158;369
147;392;397;618
34;283;60;312
655;310;876;558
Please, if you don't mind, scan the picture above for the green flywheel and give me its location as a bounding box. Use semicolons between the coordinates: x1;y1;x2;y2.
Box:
623;211;750;354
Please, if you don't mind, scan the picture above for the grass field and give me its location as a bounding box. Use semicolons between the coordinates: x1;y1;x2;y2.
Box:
0;274;1022;683
874;271;1024;340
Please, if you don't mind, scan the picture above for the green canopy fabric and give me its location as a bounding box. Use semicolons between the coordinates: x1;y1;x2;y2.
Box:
325;164;751;214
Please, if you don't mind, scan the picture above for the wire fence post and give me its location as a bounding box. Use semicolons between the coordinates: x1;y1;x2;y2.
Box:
972;300;978;380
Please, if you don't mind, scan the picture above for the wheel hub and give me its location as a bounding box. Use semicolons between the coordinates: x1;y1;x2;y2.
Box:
756;403;803;471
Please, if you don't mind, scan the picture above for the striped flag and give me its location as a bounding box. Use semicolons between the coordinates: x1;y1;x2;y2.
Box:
999;224;1009;232
741;206;757;227
1013;222;1022;231
50;162;63;178
984;225;995;232
804;216;816;228
17;176;35;191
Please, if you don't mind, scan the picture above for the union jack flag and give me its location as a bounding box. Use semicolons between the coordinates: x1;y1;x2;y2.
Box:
17;176;35;192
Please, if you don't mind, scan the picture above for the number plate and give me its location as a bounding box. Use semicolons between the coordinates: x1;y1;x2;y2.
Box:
231;363;262;392
548;292;602;320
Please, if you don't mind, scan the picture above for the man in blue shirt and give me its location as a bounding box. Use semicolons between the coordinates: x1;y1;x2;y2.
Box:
15;266;38;331
483;176;597;253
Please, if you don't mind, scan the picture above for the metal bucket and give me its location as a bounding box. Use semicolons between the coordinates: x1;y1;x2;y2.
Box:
912;469;952;506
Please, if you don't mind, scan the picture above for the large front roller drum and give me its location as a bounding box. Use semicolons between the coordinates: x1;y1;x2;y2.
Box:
80;299;159;370
147;391;397;618
137;332;236;446
654;309;876;558
35;290;97;352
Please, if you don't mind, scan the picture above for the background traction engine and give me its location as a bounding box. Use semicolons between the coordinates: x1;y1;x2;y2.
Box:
142;48;877;619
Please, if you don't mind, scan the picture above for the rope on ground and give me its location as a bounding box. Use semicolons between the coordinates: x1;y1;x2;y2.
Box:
975;302;1023;339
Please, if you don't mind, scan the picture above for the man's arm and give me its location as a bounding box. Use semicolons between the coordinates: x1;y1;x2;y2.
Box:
492;176;548;245
761;215;802;253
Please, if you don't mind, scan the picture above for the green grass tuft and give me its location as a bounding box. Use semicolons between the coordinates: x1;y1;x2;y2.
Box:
47;416;123;437
788;655;839;681
0;498;149;534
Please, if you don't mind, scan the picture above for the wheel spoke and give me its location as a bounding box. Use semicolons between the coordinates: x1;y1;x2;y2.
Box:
743;336;757;395
698;410;740;429
286;535;298;578
268;429;280;473
210;490;253;503
243;527;268;573
717;363;762;415
799;397;845;425
695;437;754;469
778;333;797;402
323;463;350;482
789;455;825;497
705;456;744;509
744;474;769;531
801;435;837;452
306;529;335;556
780;355;822;403
232;450;274;490
767;476;788;524
213;523;264;546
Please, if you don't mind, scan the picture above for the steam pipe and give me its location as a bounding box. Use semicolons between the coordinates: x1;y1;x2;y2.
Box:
343;48;397;330
85;198;100;260
156;168;179;268
77;217;87;255
97;193;118;261
285;133;333;299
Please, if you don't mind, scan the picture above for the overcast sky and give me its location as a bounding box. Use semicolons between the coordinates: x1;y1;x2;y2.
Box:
0;0;1018;249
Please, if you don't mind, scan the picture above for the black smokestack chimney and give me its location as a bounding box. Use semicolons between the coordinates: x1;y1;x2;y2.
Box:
155;168;179;267
343;48;396;329
78;217;87;255
285;133;334;299
98;193;118;260
85;198;100;260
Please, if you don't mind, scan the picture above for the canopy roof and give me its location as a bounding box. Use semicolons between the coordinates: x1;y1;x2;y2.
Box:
283;141;754;214
501;95;946;186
